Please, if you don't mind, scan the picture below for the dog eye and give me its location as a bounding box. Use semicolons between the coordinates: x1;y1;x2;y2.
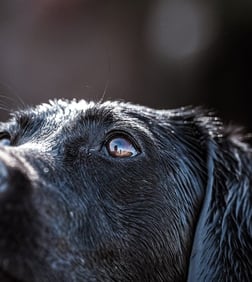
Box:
105;134;140;158
0;132;11;146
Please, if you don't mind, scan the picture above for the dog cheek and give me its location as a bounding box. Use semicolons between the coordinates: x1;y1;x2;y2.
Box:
86;169;185;278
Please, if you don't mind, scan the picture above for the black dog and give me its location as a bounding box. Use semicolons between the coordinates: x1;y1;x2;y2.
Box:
0;99;251;282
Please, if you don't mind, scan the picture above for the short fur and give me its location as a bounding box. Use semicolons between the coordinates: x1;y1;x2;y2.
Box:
0;99;251;282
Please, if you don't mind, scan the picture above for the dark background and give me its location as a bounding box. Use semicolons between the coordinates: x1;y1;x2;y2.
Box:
0;0;251;130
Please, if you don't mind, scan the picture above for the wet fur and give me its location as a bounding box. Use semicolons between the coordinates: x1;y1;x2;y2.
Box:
0;99;251;281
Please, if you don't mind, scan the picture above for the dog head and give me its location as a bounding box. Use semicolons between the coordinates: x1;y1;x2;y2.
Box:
0;99;251;281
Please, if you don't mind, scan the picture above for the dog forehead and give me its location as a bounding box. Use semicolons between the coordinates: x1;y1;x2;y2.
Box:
8;99;217;139
11;100;110;125
8;99;156;133
43;100;161;139
35;99;156;125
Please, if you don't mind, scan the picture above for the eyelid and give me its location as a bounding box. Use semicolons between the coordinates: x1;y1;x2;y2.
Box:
0;131;11;140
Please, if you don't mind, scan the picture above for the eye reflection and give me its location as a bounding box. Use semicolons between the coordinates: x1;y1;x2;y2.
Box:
106;136;139;158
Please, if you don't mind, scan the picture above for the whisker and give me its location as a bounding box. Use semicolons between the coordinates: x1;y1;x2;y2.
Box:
98;50;112;104
99;79;110;104
0;84;26;110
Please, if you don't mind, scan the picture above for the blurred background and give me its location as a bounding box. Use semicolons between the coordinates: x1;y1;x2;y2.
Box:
0;0;251;130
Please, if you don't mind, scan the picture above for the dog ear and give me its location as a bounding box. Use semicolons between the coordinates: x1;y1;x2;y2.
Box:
187;132;251;281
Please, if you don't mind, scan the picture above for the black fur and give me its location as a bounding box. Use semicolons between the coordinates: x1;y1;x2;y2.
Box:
0;99;251;281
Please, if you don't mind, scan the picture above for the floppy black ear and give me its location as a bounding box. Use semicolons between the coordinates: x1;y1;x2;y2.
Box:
187;134;252;281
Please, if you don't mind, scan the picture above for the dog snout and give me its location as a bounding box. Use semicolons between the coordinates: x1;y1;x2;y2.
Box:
0;151;32;205
0;150;39;256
